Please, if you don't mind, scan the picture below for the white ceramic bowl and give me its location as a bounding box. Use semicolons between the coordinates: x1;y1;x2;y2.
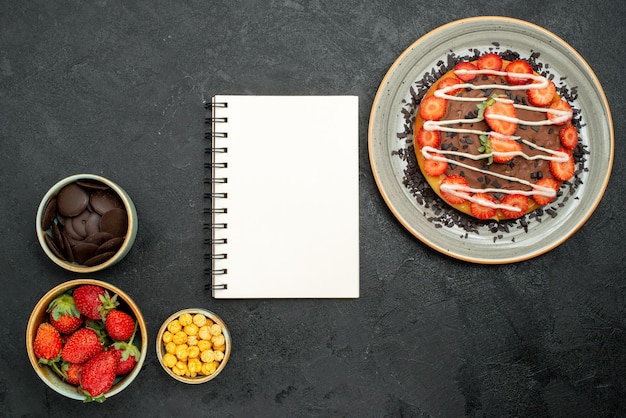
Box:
26;278;148;401
156;308;231;384
36;174;138;273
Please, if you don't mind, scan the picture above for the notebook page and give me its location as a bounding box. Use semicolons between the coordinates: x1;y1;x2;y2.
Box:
211;95;359;298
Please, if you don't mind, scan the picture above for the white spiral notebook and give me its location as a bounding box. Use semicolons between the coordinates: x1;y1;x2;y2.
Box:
205;95;359;298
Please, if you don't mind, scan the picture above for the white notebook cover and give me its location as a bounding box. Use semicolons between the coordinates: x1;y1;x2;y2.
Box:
208;95;359;298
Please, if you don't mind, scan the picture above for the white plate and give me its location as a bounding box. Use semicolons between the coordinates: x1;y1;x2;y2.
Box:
368;16;613;263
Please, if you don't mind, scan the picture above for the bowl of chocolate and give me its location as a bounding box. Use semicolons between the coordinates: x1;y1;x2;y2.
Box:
36;174;138;273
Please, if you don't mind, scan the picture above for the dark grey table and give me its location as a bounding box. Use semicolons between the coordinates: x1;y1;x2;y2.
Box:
2;1;625;417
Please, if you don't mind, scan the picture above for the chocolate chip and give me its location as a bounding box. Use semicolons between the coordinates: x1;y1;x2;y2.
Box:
44;234;66;261
57;183;90;217
90;190;123;216
76;180;109;191
61;233;75;263
56;212;67;226
63;217;85;241
85;212;102;236
49;222;62;249
71;209;91;239
97;236;125;254
99;208;128;237
84;231;114;246
41;197;57;230
72;242;99;265
83;252;116;267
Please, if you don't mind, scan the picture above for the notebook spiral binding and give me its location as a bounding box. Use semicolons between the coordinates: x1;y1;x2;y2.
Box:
204;100;229;291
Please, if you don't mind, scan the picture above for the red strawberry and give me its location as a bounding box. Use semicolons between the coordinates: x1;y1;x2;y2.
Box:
440;175;469;205
548;99;573;125
500;194;529;219
470;193;497;220
550;149;575;181
105;310;135;341
423;158;448;177
63;362;82;386
477;53;503;71
47;292;82;334
559;125;579;149
80;350;118;400
505;59;533;85
454;61;477;81
483;100;518;136
419;95;448;121
437;77;463;96
415;127;442;149
527;79;556;107
110;341;141;376
33;322;62;363
62;328;103;364
490;136;522;163
73;285;118;320
533;177;560;206
113;350;136;376
50;314;83;335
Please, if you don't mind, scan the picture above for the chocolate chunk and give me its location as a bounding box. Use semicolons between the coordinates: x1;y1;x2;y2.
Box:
62;216;84;241
51;222;64;250
57;183;90;217
72;242;99;265
56;213;67;226
83;252;116;266
44;234;66;261
76;180;109;191
85;211;102;236
61;233;75;262
90;190;123;216
41;197;57;230
97;236;125;254
99;208;128;237
71;209;91;239
84;231;113;246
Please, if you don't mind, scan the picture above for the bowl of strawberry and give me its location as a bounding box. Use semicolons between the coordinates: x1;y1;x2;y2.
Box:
26;279;147;402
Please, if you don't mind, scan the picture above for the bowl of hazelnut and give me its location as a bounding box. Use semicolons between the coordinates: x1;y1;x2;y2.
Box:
156;308;231;384
36;174;138;273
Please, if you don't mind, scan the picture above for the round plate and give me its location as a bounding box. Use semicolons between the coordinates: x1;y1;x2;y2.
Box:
368;16;613;263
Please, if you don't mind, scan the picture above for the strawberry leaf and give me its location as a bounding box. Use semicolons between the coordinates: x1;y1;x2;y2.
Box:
82;392;106;403
476;94;499;120
478;134;493;165
46;292;80;320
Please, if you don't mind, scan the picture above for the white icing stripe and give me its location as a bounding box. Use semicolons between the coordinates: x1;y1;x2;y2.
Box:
422;122;570;163
422;146;558;197
438;184;523;212
454;68;548;85
439;182;557;213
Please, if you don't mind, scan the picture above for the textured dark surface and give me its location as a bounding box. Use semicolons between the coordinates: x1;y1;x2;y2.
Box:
2;1;625;417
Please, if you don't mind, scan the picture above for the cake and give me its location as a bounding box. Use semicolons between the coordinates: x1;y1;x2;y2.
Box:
413;52;578;220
